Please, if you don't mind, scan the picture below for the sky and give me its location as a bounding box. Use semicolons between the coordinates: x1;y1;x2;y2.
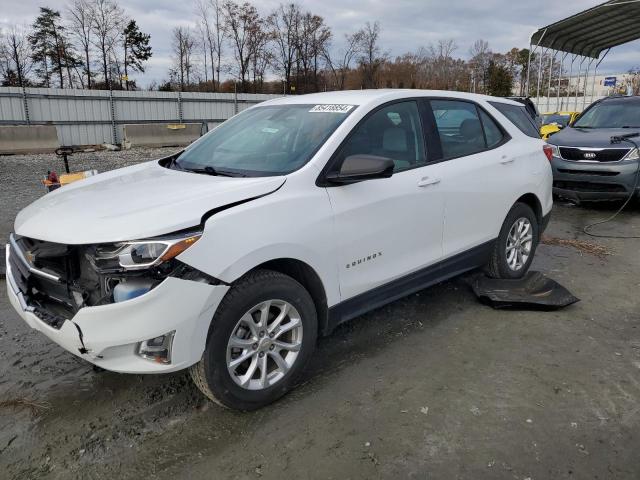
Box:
1;0;638;87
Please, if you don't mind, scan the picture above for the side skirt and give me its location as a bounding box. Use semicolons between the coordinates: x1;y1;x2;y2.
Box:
324;239;496;335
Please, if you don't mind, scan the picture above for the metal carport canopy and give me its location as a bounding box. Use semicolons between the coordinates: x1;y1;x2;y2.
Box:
530;0;640;58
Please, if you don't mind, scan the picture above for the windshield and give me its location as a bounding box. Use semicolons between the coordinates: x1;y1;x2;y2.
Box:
542;114;571;127
573;101;640;129
173;104;355;176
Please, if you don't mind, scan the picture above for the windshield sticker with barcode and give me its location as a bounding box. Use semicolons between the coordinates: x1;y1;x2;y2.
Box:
309;104;355;113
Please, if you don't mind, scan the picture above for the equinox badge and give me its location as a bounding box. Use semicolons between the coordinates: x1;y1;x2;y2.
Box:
346;252;382;269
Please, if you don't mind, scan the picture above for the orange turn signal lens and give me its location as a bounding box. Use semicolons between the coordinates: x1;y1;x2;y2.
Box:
160;235;201;262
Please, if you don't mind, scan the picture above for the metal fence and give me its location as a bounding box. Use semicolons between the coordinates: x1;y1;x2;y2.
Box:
530;95;607;113
0;87;280;147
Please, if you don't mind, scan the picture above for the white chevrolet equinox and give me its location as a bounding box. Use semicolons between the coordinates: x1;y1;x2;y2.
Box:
6;90;553;410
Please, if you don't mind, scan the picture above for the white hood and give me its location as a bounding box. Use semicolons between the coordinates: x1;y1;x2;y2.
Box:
15;161;285;244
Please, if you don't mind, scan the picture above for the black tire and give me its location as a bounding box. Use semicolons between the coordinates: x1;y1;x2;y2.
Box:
190;269;317;410
486;202;539;279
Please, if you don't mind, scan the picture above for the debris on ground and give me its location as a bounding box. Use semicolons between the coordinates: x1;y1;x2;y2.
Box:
0;398;51;414
470;271;580;310
101;143;120;151
541;235;611;259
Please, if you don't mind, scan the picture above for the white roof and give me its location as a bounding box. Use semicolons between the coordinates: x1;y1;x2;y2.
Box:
261;89;522;109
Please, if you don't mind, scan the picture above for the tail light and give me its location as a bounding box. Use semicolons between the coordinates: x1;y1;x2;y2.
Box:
543;144;553;162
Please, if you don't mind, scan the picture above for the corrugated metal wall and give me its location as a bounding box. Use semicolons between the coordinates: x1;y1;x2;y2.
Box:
0;87;280;147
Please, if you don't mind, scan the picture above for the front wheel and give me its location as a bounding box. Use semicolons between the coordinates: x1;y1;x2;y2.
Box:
190;269;317;410
486;202;539;279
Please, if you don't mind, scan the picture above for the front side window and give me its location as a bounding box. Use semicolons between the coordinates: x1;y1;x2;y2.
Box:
173;104;355;176
573;100;640;128
490;101;540;138
333;101;427;173
431;100;494;158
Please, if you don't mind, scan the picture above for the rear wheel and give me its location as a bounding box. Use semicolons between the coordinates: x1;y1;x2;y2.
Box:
190;269;317;410
486;202;539;279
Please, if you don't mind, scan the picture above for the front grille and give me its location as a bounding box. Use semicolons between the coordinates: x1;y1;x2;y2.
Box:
557;169;619;177
559;147;630;162
8;247;30;294
554;180;627;193
8;236;78;328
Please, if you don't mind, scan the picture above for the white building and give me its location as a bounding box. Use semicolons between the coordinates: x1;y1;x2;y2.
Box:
518;72;635;113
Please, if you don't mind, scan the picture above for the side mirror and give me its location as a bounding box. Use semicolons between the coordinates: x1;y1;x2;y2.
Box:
326;154;395;184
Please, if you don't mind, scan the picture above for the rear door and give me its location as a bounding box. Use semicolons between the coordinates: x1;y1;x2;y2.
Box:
323;100;445;300
426;99;521;258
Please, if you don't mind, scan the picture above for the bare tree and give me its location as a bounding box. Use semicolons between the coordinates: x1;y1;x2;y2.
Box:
222;0;260;92
196;19;209;83
171;26;196;91
196;0;224;90
428;39;457;89
468;39;490;93
0;26;33;86
323;30;362;90
210;0;224;88
268;3;301;93
90;0;124;85
247;14;270;92
357;21;385;88
296;12;330;92
68;0;95;88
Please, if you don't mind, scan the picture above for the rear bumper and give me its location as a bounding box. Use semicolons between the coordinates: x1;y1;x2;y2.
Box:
6;244;229;374
550;156;640;201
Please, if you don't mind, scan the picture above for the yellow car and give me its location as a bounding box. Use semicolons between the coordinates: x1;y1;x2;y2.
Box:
540;111;580;139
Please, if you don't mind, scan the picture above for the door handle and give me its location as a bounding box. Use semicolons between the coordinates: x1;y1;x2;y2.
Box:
500;157;515;165
417;177;441;187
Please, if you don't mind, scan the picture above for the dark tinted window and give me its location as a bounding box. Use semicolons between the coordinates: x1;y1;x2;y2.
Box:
336;101;426;172
490;102;540;138
433;100;504;158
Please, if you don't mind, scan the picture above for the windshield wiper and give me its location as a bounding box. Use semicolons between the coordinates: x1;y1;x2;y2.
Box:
187;166;247;177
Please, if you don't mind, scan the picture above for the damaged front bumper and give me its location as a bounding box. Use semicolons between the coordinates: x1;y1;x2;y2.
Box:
6;243;229;373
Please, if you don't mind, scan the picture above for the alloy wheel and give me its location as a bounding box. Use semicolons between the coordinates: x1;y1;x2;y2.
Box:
226;300;303;390
506;217;533;271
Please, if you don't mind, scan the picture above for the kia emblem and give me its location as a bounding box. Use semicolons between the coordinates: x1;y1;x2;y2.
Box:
583;152;597;159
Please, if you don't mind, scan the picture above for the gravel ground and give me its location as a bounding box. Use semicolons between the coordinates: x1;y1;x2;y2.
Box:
0;147;179;246
0;149;639;479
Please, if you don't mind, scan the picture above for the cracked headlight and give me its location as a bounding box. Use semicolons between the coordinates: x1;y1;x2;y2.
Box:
94;232;202;271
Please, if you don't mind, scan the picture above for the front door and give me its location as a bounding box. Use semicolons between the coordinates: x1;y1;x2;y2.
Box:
324;100;445;301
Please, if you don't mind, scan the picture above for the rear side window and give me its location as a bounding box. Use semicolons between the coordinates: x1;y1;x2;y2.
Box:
430;100;504;159
490;102;540;138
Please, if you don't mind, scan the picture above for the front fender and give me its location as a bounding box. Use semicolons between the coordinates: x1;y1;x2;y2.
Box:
176;180;340;306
